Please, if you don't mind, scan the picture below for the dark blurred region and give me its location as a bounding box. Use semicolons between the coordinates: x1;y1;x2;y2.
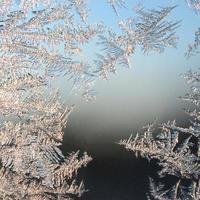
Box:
62;131;152;200
61;111;190;200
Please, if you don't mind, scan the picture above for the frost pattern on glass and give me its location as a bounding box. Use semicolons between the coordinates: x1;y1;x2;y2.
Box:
107;0;126;15
0;1;94;199
0;0;182;199
95;6;179;80
186;28;200;58
120;70;200;199
186;0;200;13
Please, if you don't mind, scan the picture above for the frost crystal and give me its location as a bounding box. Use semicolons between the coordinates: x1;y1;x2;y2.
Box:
95;6;179;79
186;28;200;58
120;70;200;199
186;0;200;13
107;0;126;15
0;1;94;199
0;0;182;199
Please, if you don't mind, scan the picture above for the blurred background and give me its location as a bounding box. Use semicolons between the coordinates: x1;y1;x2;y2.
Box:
60;1;199;199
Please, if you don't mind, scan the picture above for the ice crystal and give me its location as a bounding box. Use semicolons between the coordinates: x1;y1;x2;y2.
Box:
120;69;200;199
147;178;200;200
0;1;94;199
119;121;199;179
107;0;126;15
186;0;200;13
95;6;179;79
0;1;182;199
186;28;200;58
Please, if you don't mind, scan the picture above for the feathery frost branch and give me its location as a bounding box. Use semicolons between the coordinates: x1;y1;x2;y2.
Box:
0;1;95;199
147;178;200;200
0;1;184;199
186;0;200;13
107;0;126;16
95;6;179;79
120;69;200;199
186;28;200;58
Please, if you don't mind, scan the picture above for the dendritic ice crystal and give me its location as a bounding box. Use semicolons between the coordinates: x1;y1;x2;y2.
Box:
0;0;95;199
95;6;179;80
186;0;200;13
0;0;183;199
119;69;200;200
119;2;200;199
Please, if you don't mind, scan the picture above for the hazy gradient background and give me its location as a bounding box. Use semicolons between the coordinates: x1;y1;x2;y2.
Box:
61;1;200;199
63;0;199;143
